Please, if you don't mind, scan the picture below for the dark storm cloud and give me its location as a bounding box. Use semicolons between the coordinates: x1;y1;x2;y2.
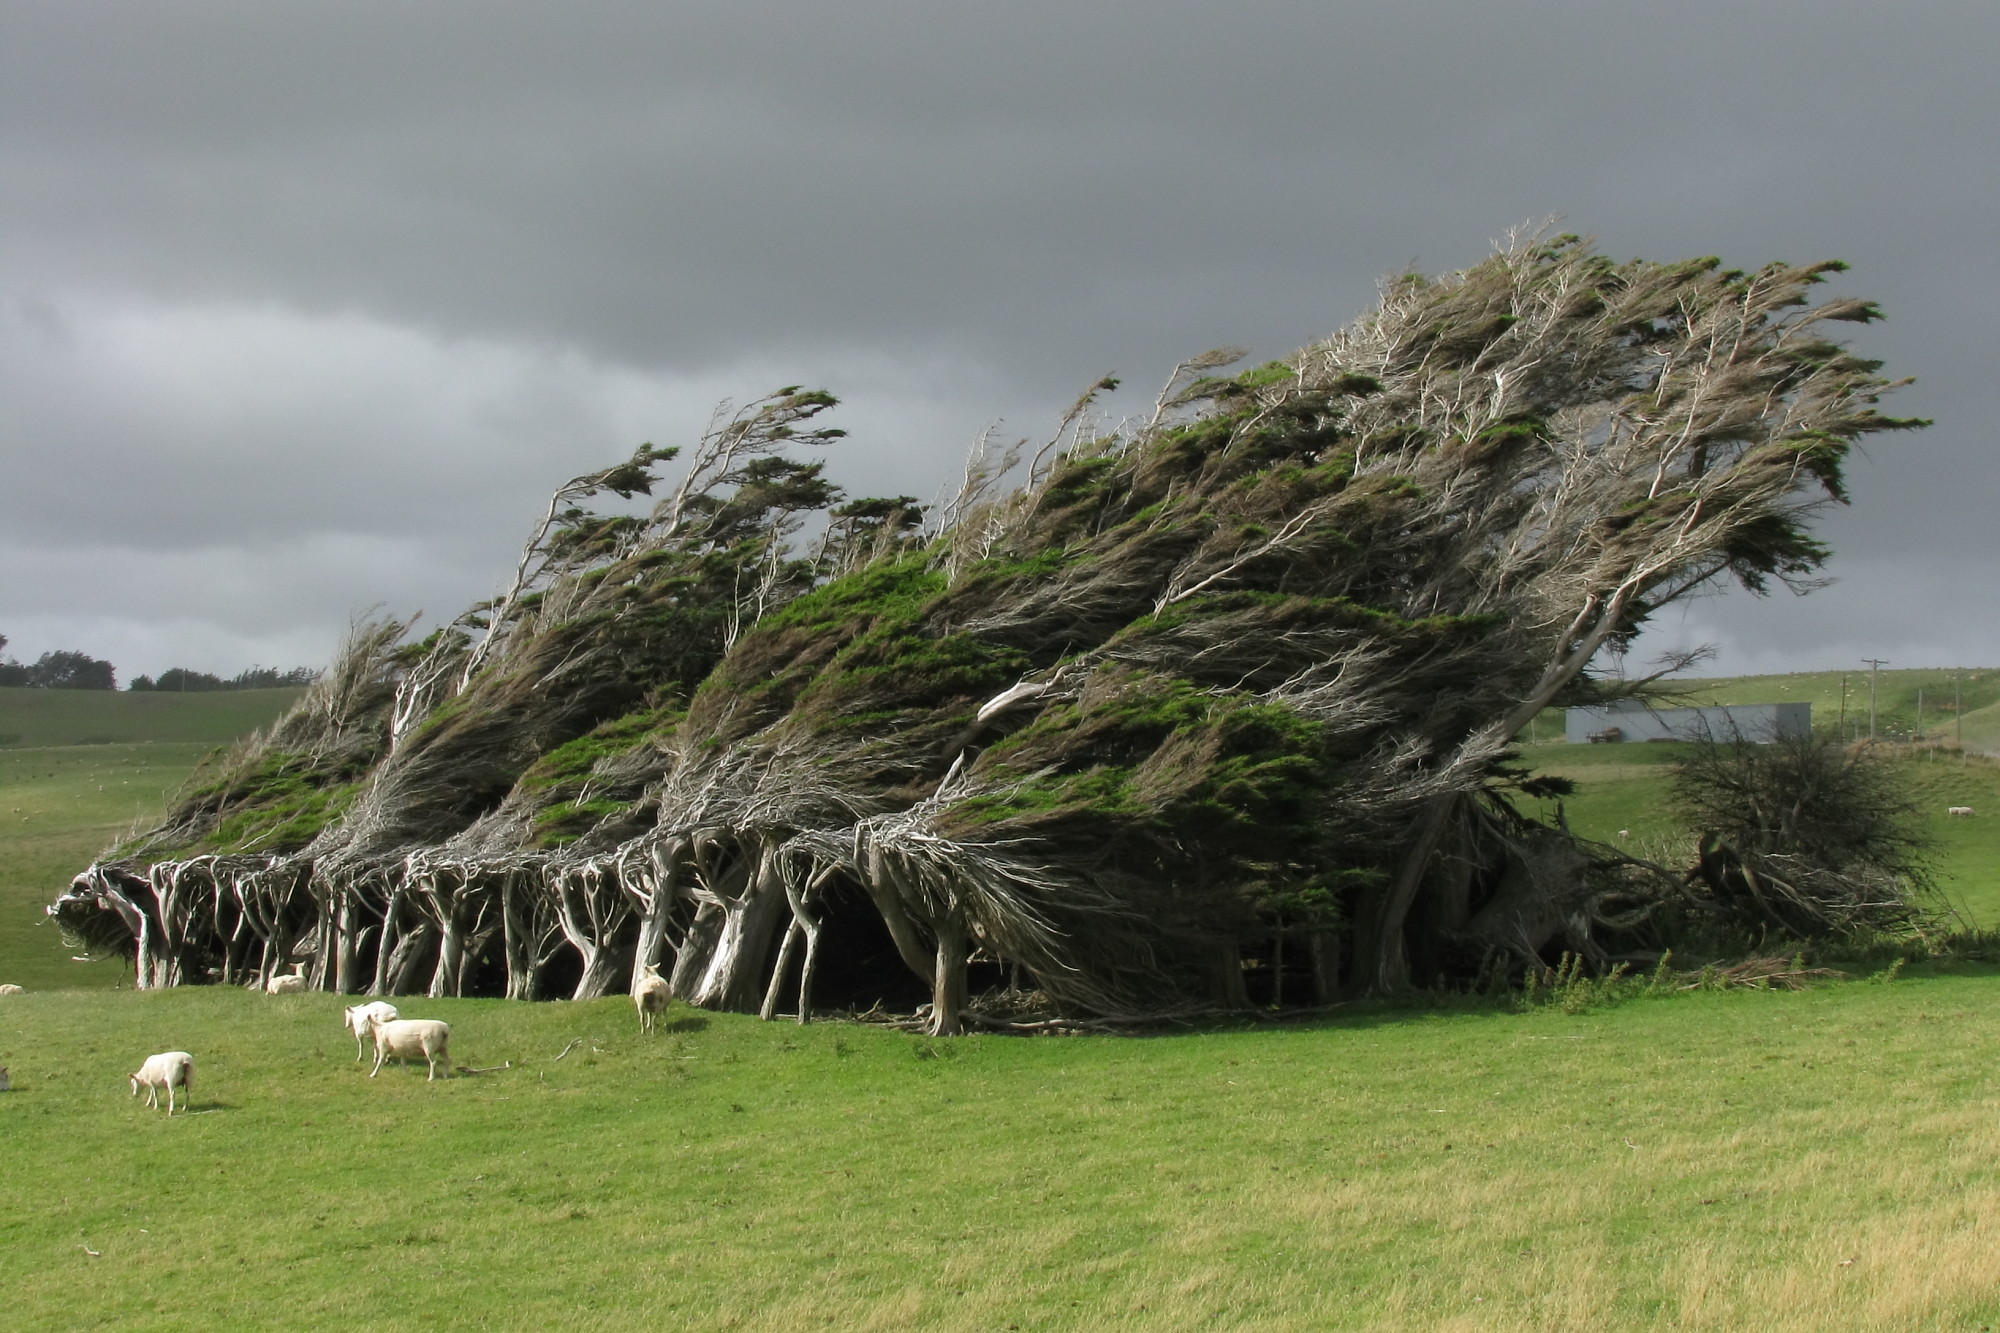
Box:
2;1;1994;676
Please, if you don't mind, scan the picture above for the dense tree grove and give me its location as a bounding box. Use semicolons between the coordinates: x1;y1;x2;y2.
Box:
0;642;117;690
51;236;1931;1030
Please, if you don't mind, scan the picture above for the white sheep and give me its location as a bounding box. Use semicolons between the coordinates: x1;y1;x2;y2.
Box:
130;1051;194;1115
265;966;307;995
0;983;23;995
343;1001;400;1060
634;967;672;1034
1948;806;1975;818
368;1017;451;1081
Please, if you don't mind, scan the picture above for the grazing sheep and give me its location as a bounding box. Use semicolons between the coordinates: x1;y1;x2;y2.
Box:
1948;806;1975;818
1616;829;1631;841
343;1002;399;1060
634;967;672;1034
0;983;23;995
368;1017;451;1081
265;966;307;995
130;1051;194;1115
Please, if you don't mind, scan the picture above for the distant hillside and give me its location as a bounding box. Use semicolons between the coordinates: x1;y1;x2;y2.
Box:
0;686;306;749
1596;669;2000;750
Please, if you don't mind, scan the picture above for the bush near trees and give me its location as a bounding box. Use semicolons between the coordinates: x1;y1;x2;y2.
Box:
1671;730;1937;943
50;235;1933;1028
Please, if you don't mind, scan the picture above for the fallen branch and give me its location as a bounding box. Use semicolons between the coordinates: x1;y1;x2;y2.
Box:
553;1038;584;1061
1677;957;1850;991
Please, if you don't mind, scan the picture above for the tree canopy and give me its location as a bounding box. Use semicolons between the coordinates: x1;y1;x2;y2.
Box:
51;235;1928;1029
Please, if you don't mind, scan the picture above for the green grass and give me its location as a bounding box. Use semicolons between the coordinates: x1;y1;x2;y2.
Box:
0;689;300;991
6;681;2000;1327
0;686;303;749
0;744;218;991
5;981;2000;1330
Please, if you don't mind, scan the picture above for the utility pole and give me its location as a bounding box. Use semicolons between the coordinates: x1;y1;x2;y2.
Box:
1839;672;1848;742
1862;658;1889;742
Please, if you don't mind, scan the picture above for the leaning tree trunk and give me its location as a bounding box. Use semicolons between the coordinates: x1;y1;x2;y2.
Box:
499;863;564;1001
685;839;791;1012
552;858;635;1000
620;837;686;994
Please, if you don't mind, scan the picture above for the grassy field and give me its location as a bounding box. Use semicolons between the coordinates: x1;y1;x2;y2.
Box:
0;688;300;991
0;686;304;749
1619;668;2000;750
6;979;2000;1331
6;682;2000;1328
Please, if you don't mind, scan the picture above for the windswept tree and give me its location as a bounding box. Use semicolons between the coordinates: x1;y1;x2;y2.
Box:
54;234;1925;1025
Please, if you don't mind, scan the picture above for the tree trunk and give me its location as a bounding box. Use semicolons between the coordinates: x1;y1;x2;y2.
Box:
1308;930;1341;1004
796;915;822;1024
1211;940;1250;1009
760;920;803;1021
860;845;936;988
571;940;622;1001
383;923;436;995
371;884;408;996
670;901;725;998
333;894;360;994
688;855;788;1012
1363;793;1456;995
929;915;968;1037
429;918;465;999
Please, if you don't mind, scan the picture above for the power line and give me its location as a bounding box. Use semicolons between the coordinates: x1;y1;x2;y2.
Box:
1861;658;1889;742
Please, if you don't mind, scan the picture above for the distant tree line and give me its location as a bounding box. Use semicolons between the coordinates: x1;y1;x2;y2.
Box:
129;666;318;692
0;631;315;693
0;634;118;689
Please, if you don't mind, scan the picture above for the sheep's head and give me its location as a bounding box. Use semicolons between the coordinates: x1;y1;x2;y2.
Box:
128;1071;141;1096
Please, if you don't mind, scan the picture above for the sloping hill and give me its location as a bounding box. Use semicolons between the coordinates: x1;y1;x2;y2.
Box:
0;685;304;748
1661;668;2000;747
0;688;303;990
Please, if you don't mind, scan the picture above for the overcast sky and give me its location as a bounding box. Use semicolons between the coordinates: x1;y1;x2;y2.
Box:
4;1;1994;683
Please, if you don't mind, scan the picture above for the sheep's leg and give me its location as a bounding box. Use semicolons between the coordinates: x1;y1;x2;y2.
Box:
370;1046;385;1078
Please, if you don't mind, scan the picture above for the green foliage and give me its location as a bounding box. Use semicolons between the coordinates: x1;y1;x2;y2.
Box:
755;551;945;637
517;705;680;793
960;674;1331;869
199;776;363;855
171;747;373;855
530;797;638;848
